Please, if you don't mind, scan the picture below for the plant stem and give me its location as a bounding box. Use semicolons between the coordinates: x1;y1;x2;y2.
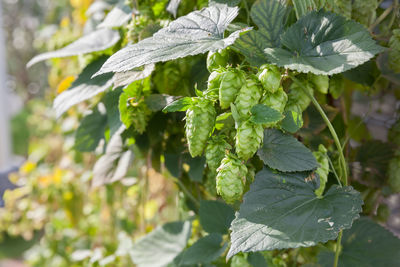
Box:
290;75;348;187
333;231;343;267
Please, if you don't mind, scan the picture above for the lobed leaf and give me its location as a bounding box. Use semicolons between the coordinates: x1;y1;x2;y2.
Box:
250;104;283;125
228;168;363;258
199;200;235;234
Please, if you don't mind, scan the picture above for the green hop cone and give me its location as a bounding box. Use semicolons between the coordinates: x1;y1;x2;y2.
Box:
235;120;264;161
286;80;313;113
219;69;245;109
185;98;216;157
207;69;224;91
234;79;263;118
207;49;229;72
216;153;247;204
329;75;344;99
389;29;400;73
205;135;231;173
257;64;282;93
260;87;288;114
388;156;400;193
309;74;329;94
313;144;329;196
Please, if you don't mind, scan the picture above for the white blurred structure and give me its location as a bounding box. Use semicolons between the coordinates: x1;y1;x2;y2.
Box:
0;1;12;171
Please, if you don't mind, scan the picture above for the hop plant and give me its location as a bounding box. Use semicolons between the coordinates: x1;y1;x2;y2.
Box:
313;145;329;196
230;254;251;267
286;80;313;113
207;49;229;72
216;153;247;203
389;29;400;73
185;98;216;157
309;74;329;94
352;0;378;26
219;69;246;109
207;69;224;92
235;120;264;161
388;156;400;193
257;64;282;93
260;87;288;113
235;78;263;118
204;171;217;196
205;135;231;173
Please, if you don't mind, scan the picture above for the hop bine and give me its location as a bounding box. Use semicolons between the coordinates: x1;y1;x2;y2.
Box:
235;119;263;161
234;78;263;118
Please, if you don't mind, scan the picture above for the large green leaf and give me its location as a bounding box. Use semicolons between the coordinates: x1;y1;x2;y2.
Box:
264;10;384;75
318;217;400;267
292;0;316;18
227;168;363;258
53;57;113;117
130;221;191;267
74;106;107;152
234;0;288;66
166;0;181;17
112;64;155;88
95;4;244;75
92;126;133;187
179;233;227;265
97;0;132;28
257;129;317;172
199;200;235;234
27;28;120;67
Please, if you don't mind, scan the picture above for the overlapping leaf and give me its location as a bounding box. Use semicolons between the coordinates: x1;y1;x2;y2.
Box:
257;129;317;172
199;200;235;234
95;4;244;75
27;28;120;67
97;0;132;28
233;0;289;66
264;10;384;75
228;168;363;258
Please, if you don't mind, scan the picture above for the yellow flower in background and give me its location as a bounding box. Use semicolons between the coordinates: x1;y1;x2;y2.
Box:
57;76;76;94
37;168;63;187
60;17;70;28
20;161;37;174
144;200;158;220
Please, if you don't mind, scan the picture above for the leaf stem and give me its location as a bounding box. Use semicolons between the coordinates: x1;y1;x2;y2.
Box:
290;75;348;187
333;231;343;267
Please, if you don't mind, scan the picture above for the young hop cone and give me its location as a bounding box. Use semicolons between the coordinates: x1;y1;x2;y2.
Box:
234;78;263;118
261;87;288;114
205;135;231;173
185;98;216;157
219;69;245;109
309;74;329;94
257;64;282;93
206;49;229;72
235;119;263;161
216;153;247;204
286;80;313;113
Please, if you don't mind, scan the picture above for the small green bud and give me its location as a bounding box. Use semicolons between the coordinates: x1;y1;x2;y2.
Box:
207;49;229;72
235;79;263;118
257;64;282;93
216;153;247;203
205;135;231;173
235;120;264;161
185;98;216;157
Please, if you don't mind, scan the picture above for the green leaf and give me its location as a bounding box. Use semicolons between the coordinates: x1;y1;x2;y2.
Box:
130;221;191;267
264;10;384;75
162;97;193;113
227;168;363;258
247;252;268;267
257;129;317;172
74;106;107;152
112;64;155;88
95;5;244;75
292;0;316;18
166;0;181;17
318;217;400;267
103;88;123;138
183;155;206;182
53;57;113;117
280;110;303;133
92;126;133;187
27;29;120;67
179;233;227;265
250;104;283;124
199;200;235;234
98;1;132;28
234;0;289;66
145;94;180;112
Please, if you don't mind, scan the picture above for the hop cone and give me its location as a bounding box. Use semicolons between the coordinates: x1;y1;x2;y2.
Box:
388;156;400;193
235;79;263;118
286;81;313;113
389;29;400;73
216;154;247;204
219;69;245;109
207;70;224;91
261;87;288;113
207;49;229;72
205;136;231;173
235;120;264;161
185;98;216;157
257;64;282;93
313;145;329;196
309;74;329;94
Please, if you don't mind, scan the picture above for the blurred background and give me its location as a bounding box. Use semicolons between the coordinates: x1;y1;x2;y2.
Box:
0;0;400;266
